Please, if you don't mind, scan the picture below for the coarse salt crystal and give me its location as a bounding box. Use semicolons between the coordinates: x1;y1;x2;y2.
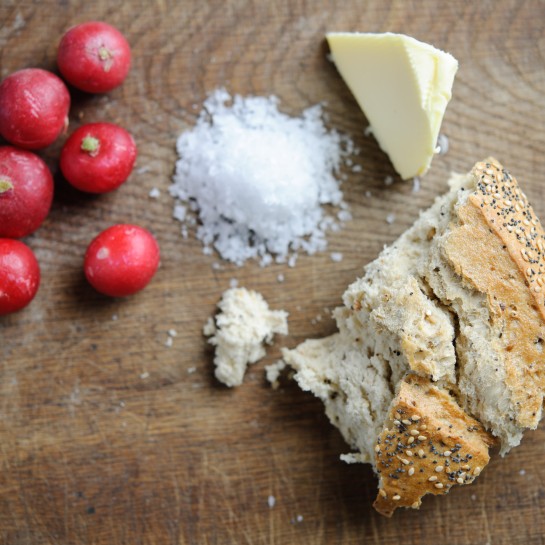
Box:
170;89;355;266
337;210;352;222
149;187;160;199
13;12;25;31
386;213;396;224
436;133;449;155
173;205;187;221
330;252;343;262
229;278;239;288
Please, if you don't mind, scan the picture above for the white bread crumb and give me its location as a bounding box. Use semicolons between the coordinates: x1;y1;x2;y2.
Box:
205;288;288;387
265;360;287;389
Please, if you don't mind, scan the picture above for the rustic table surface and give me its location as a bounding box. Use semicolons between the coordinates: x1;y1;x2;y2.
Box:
1;1;545;544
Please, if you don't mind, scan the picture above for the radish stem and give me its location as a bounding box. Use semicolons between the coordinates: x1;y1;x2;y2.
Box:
81;135;100;156
0;178;13;194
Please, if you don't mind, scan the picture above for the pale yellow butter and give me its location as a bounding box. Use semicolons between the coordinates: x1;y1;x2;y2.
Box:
327;32;458;180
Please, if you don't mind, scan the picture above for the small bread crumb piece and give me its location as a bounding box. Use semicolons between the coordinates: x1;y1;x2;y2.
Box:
265;360;287;389
204;288;289;387
340;452;369;464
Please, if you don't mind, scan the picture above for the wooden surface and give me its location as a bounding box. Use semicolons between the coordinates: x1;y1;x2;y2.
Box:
1;1;545;543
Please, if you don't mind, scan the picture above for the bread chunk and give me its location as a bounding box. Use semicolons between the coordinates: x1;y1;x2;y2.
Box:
205;287;288;387
283;159;545;514
373;374;494;517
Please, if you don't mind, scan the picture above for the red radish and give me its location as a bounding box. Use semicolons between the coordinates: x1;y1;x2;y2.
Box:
84;224;160;297
60;122;137;193
0;239;40;315
0;147;54;239
57;21;131;93
0;68;70;149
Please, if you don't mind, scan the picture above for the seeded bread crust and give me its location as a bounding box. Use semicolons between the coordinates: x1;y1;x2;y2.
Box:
443;158;545;429
373;374;494;517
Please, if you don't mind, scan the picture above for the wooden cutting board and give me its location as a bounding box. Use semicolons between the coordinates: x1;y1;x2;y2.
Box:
1;1;545;543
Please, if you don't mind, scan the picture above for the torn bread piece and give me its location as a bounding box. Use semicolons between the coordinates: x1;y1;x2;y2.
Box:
283;158;545;515
205;287;288;387
373;374;494;517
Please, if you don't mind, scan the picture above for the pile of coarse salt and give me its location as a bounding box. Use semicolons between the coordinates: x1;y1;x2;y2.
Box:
170;89;356;266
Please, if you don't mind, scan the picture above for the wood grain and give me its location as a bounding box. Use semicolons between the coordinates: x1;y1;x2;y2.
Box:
1;1;545;544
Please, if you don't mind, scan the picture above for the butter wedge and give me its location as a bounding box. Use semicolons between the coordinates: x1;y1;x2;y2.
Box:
327;32;458;180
